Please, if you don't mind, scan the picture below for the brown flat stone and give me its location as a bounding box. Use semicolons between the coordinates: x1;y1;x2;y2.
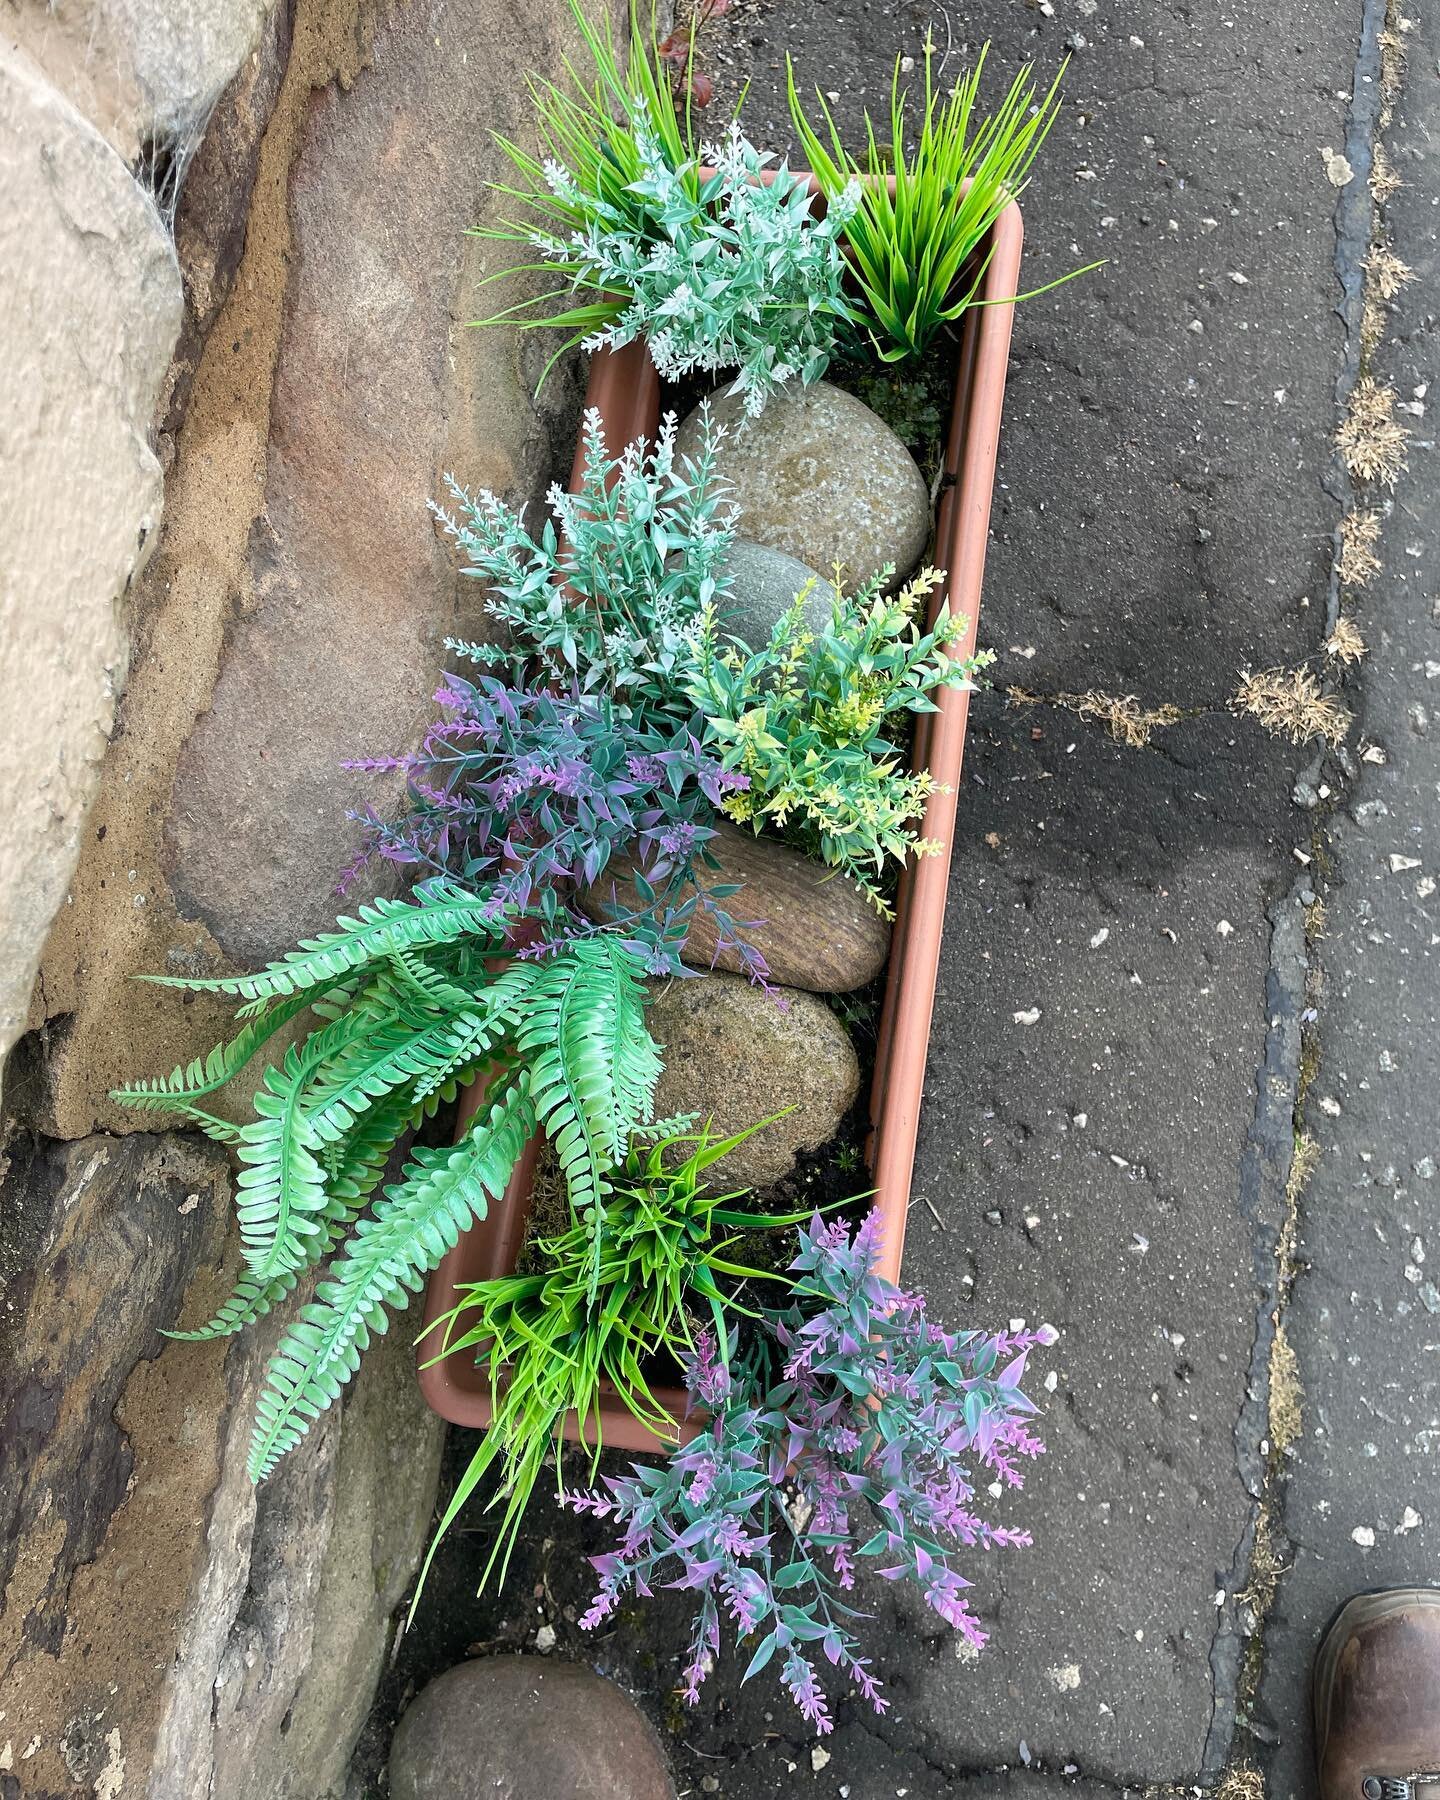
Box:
579;820;891;994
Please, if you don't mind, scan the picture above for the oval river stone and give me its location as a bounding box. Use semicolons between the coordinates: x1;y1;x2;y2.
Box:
579;818;890;994
714;538;838;650
676;380;932;593
389;1658;675;1800
646;972;861;1191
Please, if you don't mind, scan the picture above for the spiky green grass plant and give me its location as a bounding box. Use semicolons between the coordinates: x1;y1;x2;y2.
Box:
472;0;721;368
788;41;1100;363
112;882;663;1482
417;1117;815;1595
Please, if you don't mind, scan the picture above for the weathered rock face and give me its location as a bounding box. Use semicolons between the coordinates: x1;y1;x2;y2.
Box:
0;42;182;1085
32;0;614;1139
8;0;278;163
389;1658;677;1800
161;0;600;968
580;818;891;993
153;1294;444;1800
715;538;837;649
0;0;622;1792
0;1130;444;1800
676;381;932;593
647;972;861;1189
0;1131;234;1796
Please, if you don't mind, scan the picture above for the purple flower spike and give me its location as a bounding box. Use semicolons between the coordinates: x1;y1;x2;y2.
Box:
341;677;773;983
566;1210;1053;1735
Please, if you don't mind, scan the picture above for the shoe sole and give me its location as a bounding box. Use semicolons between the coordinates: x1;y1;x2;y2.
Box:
1314;1586;1440;1764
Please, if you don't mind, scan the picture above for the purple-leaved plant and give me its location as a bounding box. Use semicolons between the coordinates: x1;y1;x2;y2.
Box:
342;674;772;983
567;1210;1054;1733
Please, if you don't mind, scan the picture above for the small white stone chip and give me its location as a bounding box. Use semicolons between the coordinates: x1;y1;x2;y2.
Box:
1014;1007;1042;1026
1351;1526;1376;1549
812;1747;831;1773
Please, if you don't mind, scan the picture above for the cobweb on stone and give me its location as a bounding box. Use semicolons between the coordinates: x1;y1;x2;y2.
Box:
134;105;216;235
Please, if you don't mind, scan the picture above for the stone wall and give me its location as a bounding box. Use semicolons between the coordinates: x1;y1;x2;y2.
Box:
0;2;618;1792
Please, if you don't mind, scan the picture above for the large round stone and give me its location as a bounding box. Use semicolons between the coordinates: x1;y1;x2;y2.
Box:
678;382;931;592
388;1658;675;1800
579;820;890;994
647;972;861;1190
716;539;838;650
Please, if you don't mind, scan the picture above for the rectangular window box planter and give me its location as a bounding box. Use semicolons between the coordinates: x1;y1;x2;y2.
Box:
418;184;1025;1454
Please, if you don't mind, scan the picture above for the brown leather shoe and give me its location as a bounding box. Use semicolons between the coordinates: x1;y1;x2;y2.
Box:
1314;1589;1440;1800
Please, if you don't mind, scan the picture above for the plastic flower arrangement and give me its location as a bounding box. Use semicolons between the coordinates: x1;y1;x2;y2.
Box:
416;1118;814;1594
568;1209;1053;1732
679;564;997;911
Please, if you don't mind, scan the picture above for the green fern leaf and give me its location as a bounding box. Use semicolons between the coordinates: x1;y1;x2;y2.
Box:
135;881;508;1008
516;939;660;1258
303;1012;479;1146
175;1083;431;1345
233;1003;385;1281
246;1080;535;1481
109;987;323;1112
385;946;477;1013
166;1265;307;1343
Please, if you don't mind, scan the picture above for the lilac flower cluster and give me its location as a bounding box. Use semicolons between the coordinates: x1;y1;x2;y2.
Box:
567;1210;1054;1733
343;674;772;982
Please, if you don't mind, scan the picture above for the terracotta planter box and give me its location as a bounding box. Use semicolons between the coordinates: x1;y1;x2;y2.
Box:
418;187;1025;1454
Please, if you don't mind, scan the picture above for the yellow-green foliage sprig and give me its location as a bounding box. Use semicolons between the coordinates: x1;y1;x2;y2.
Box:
681;565;994;912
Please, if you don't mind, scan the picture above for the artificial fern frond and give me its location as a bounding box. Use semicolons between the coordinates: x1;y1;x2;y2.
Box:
516;939;660;1291
170;1104;246;1146
166;1264;308;1343
320;1081;428;1220
108;987;322;1112
232;1004;385;1282
303;1011;483;1147
247;1081;537;1480
176;1084;432;1347
385;946;477;1014
135;882;510;1008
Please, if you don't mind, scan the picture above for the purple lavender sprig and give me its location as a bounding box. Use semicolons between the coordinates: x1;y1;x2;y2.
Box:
342;674;772;984
566;1211;1054;1734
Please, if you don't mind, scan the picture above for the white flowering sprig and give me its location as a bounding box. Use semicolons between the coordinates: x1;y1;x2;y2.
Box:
528;121;862;415
433;404;735;726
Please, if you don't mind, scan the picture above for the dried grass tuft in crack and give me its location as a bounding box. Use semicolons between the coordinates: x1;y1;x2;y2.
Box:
1338;508;1382;587
1217;1760;1267;1800
1379;12;1413;123
1326;616;1367;665
1063;690;1183;748
1370;143;1404;204
1232;667;1351;746
1337;376;1409;486
1269;1324;1304;1455
1287;1133;1321;1208
1006;686;1186;749
1364;243;1415;302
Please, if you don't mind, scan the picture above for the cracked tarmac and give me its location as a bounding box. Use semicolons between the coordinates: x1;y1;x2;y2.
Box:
351;1;1440;1795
